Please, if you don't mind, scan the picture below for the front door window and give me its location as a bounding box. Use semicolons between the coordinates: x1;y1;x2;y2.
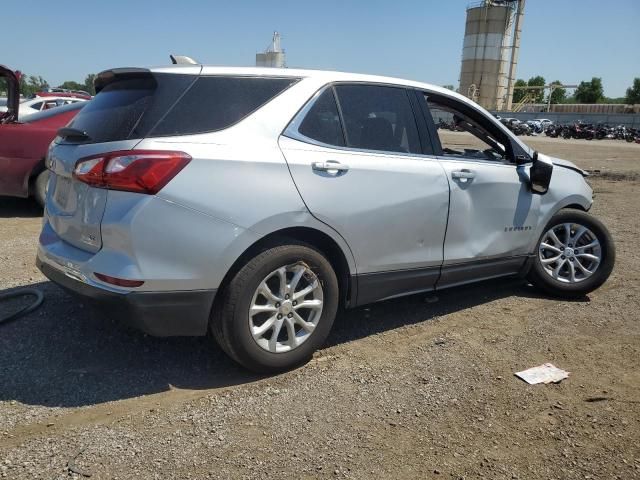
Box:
425;95;510;162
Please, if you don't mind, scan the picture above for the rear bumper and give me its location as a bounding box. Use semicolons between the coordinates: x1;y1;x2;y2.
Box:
37;258;216;336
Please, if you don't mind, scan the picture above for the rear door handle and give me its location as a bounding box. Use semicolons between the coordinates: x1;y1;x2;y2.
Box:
451;169;476;180
312;161;349;173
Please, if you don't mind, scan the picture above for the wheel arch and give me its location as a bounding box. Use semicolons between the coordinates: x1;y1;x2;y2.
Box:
562;203;588;212
214;226;356;313
27;158;47;196
528;194;592;252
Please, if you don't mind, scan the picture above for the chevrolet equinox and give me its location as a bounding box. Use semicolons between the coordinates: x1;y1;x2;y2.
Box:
37;65;615;372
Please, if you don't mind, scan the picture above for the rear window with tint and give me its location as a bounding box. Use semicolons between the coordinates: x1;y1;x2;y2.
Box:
151;76;297;136
67;74;297;143
298;88;345;146
68;74;193;144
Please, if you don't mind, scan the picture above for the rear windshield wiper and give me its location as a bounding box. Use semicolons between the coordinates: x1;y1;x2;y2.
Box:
57;127;92;142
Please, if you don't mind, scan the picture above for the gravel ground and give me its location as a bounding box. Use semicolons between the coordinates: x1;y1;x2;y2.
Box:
0;137;639;479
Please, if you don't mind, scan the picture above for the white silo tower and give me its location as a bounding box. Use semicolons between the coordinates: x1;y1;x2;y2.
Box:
459;0;526;110
256;32;286;68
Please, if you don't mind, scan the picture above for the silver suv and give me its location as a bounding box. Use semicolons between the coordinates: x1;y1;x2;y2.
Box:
37;65;615;372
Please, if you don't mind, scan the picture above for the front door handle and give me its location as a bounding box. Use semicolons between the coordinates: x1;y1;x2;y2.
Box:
312;161;349;173
451;169;476;180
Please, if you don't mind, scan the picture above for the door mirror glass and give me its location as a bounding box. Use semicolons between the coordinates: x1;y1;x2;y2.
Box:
529;151;553;195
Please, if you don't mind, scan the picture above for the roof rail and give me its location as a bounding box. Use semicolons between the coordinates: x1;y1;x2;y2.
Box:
170;55;199;65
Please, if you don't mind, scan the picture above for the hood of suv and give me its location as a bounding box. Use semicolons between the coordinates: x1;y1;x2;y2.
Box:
540;153;589;177
0;65;19;123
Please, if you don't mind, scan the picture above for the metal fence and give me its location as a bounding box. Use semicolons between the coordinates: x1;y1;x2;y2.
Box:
491;111;640;128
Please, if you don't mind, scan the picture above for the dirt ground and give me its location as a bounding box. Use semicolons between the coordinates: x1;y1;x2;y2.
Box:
0;136;639;479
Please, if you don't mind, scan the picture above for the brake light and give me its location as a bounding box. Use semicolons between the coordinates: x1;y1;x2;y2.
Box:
73;150;191;194
94;272;144;288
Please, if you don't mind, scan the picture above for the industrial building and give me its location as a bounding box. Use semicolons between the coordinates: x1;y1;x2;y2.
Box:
256;32;286;68
459;0;525;111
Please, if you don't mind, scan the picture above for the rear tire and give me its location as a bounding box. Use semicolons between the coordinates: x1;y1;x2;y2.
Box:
33;170;49;208
527;209;615;298
210;243;339;373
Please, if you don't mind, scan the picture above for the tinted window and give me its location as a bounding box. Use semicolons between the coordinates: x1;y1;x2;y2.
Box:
334;85;421;154
30;102;43;110
298;88;344;146
426;95;507;161
69;77;156;143
152;76;297;136
68;73;194;143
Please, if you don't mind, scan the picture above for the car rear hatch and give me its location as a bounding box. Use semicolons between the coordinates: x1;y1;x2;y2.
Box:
46;68;198;252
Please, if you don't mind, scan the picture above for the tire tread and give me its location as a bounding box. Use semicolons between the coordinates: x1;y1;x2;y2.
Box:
210;242;338;372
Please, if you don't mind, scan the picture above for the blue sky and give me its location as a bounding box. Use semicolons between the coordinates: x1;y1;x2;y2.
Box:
4;0;639;97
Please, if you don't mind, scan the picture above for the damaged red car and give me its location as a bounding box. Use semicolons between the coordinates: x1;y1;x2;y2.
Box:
0;65;85;206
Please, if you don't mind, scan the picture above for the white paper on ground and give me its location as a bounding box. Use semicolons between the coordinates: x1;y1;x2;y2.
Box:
514;363;570;384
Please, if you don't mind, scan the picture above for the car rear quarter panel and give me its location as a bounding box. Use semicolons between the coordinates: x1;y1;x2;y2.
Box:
133;137;356;285
127;81;358;289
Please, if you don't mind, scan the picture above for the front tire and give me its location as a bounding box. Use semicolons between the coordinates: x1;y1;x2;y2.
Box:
528;210;615;298
210;243;339;373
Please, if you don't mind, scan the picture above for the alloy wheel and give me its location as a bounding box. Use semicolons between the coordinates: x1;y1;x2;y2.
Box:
249;263;324;353
538;222;602;284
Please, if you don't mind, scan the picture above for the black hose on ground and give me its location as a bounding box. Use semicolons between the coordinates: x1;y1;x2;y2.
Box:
0;288;44;326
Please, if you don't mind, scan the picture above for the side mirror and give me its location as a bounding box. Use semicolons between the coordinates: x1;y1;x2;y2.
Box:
529;151;553;195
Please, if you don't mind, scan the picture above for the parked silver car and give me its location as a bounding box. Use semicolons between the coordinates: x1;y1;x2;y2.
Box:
37;65;615;372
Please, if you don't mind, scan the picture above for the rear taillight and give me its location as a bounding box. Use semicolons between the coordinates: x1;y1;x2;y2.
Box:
73;150;191;194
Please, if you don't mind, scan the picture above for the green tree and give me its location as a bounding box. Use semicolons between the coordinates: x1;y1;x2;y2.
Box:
19;75;49;97
575;77;604;103
84;73;96;95
548;80;566;104
58;80;85;91
512;78;527;104
602;96;626;104
625;78;640;104
442;84;455;91
527;76;545;103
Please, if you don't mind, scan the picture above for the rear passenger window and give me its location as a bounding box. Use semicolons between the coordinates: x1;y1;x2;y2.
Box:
298;89;345;146
334;85;421;154
152;76;297;136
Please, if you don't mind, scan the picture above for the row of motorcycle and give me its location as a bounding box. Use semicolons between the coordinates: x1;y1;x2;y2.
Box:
544;123;639;142
501;118;639;142
436;117;640;142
